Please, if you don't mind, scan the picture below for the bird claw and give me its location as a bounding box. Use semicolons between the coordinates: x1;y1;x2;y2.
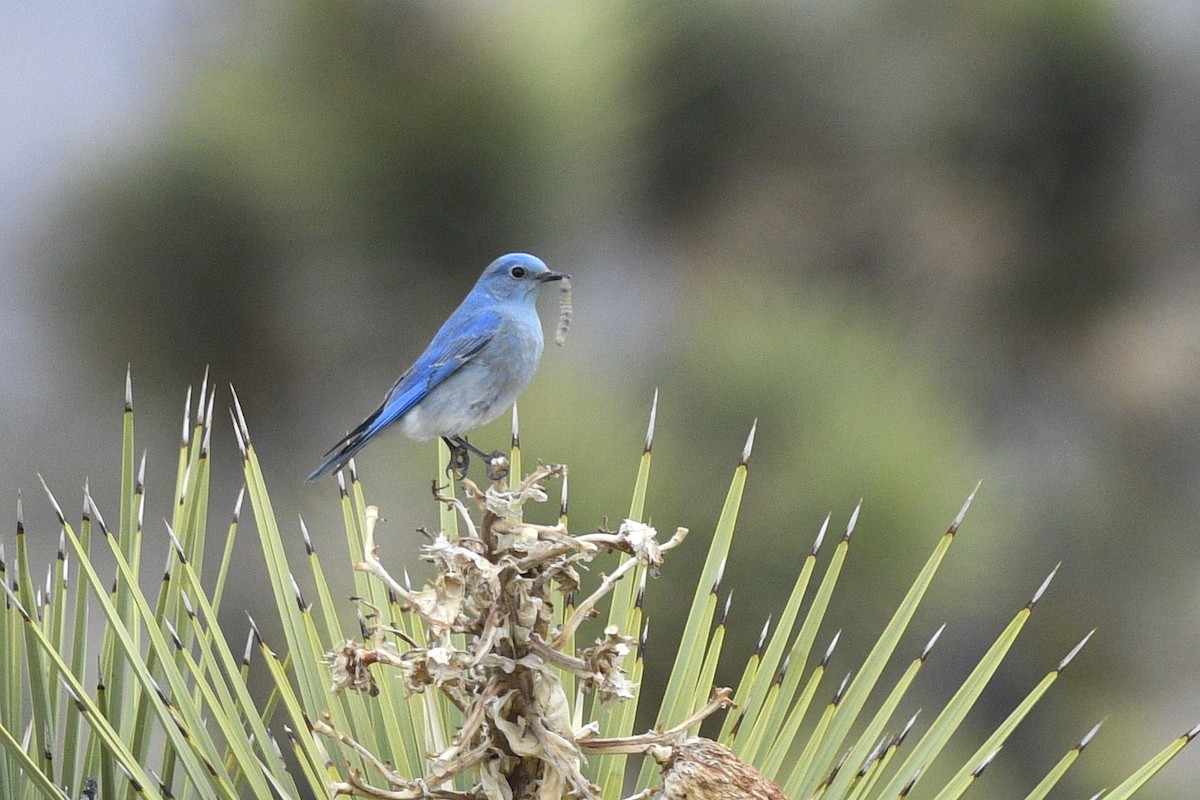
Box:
443;438;471;480
443;437;507;482
485;451;509;481
447;451;470;481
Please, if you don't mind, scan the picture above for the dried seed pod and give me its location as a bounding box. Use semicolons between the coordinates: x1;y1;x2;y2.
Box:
653;737;785;800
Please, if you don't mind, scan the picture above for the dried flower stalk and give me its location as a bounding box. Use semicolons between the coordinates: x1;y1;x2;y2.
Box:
321;464;722;800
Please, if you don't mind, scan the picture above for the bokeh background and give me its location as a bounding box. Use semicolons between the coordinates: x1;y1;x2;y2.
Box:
4;1;1200;797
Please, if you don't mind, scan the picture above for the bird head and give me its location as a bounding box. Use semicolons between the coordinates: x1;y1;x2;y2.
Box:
478;253;567;303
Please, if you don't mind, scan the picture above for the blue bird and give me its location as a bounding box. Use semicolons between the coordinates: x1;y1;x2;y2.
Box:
308;253;567;481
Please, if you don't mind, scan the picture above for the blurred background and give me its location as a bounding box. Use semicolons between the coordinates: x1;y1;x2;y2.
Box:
3;1;1200;797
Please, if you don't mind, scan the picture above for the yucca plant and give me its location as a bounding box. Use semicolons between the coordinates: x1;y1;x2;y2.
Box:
0;372;1194;800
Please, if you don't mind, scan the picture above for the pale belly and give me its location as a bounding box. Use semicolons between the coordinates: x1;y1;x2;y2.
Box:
398;325;543;440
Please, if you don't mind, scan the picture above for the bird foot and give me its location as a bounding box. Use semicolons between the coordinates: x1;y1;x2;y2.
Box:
445;440;471;480
484;451;509;481
443;437;508;482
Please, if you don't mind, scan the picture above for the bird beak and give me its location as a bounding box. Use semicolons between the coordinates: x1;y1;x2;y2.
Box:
539;271;569;283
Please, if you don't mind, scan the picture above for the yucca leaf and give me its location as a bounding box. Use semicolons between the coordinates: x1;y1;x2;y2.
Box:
841;734;891;800
1;579;167;800
1022;720;1102;800
210;486;245;618
162;613;266;795
789;486;977;799
81;492;243;799
759;630;839;780
109;370;140;755
353;497;427;779
338;469;380;613
381;590;425;778
0;720;67;800
554;474;575;710
931;628;1093;800
655;421;754;727
689;589;732;735
781;671;853;796
718;615;771;746
231;389;329;718
627;389;657;524
91;666;113;800
14;494;55;779
119;462;171;774
437;440;460;538
57;491;95;797
165;525;299;798
870;562;1057;799
510;403;522;483
734;512;839;758
284;723;328;796
3;376;1196;800
249;619;332;794
594;391;657;799
299;517;348;671
179;384;216;573
304;515;384;777
1104;722;1200;800
0;542;17;798
932;747;1001;800
729;624;784;757
634;422;753;793
824;625;944;799
48;536;68;713
757;512;852;779
727;514;825;761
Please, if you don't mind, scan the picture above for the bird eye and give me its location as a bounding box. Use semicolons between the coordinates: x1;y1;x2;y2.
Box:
510;266;526;278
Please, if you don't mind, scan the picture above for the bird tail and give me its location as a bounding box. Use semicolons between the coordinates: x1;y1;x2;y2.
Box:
305;411;380;481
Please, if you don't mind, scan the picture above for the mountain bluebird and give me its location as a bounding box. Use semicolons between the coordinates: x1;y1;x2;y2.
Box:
308;253;567;481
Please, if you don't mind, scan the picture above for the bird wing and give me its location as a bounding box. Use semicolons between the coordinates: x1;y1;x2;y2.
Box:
306;308;501;480
361;310;500;441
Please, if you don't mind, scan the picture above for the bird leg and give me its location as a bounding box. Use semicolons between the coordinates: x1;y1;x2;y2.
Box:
443;436;508;481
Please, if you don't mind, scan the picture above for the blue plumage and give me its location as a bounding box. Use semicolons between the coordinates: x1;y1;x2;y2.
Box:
308;253;566;480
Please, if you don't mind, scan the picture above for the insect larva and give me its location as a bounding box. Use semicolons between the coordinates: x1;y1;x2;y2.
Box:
555;275;572;347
